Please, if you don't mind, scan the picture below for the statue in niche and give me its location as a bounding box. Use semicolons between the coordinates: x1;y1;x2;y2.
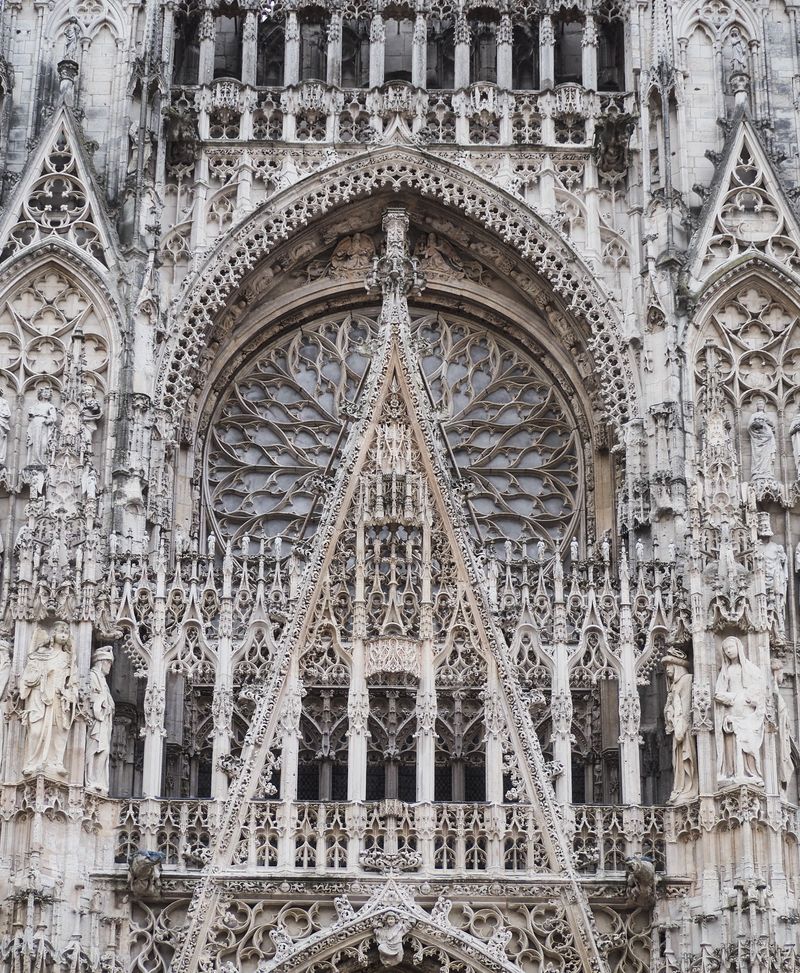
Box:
85;645;115;794
63;18;80;61
747;405;776;480
663;649;698;802
26;385;58;467
727;26;749;76
0;638;10;702
714;636;767;784
771;656;795;795
20;621;76;777
374;913;411;967
0;386;11;466
80;384;102;449
790;414;800;479
758;515;787;640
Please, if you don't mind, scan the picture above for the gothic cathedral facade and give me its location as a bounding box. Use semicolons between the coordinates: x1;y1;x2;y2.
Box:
0;2;797;973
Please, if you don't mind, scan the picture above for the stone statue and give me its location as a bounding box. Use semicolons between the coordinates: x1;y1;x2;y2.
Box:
714;636;767;784
80;384;102;451
625;856;656;907
747;407;776;480
758;517;787;639
374;913;411;967
790;414;800;480
128;850;165;895
0;637;11;702
63;18;80;61
19;622;76;777
772;656;795;795
0;386;11;466
663;650;698;802
727;26;748;75
26;385;58;467
85;645;115;794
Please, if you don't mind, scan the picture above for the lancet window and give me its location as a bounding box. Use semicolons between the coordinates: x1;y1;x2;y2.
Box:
257;15;285;85
299;10;328;81
383;16;414;82
469;12;499;84
512;21;539;90
341;17;370;87
214;13;243;79
554;12;584;85
427;17;455;88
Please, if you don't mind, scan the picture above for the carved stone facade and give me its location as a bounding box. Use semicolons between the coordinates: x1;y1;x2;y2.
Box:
0;3;799;973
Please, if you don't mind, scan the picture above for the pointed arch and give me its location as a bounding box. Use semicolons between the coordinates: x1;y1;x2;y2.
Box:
0;108;120;272
155;146;639;438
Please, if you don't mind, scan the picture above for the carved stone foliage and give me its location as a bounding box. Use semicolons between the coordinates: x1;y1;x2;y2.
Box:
205;308;580;555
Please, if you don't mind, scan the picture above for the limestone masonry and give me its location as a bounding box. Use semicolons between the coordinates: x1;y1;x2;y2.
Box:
0;2;797;973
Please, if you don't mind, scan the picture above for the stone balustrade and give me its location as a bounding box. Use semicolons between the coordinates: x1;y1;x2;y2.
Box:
112;799;667;877
169;80;632;148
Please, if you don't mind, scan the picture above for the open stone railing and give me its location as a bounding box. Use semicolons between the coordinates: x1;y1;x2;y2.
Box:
170;80;632;148
112;799;666;878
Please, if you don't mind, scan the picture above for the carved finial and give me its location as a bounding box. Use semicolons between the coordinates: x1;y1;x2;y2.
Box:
366;208;425;302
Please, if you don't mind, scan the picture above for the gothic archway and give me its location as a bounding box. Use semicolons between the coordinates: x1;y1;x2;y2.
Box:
156;145;639;437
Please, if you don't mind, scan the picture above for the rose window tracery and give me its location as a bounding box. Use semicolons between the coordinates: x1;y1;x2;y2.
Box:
205;307;581;556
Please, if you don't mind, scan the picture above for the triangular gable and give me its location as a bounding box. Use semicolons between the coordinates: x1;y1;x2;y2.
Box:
169;209;608;973
0;107;117;269
687;114;800;288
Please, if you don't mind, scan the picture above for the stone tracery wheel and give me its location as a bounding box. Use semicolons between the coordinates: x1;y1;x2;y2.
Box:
205;306;582;556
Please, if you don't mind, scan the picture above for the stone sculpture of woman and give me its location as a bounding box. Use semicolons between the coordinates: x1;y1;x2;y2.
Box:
663;650;698;802
20;621;76;777
714;636;767;784
26;386;58;467
85;645;115;793
748;407;776;480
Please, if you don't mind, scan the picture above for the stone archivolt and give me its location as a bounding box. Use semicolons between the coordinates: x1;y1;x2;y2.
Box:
2;3;800;973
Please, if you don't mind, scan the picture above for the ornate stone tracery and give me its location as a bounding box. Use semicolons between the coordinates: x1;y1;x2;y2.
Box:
1;2;800;972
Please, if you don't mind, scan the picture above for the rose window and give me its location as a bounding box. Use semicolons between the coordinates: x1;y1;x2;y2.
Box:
205;307;581;555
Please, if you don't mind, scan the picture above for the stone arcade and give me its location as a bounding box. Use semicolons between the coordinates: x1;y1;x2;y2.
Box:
0;2;799;973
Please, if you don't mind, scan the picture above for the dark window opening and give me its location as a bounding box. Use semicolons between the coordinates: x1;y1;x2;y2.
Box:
342;17;370;86
598;17;624;90
384;17;414;82
173;13;200;84
469;16;498;83
554;15;583;85
298;689;349;801
571;754;587;803
435;690;486;802
214;14;242;79
299;15;328;81
257;16;285;86
512;22;539;89
367;687;417;801
427;17;455;88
